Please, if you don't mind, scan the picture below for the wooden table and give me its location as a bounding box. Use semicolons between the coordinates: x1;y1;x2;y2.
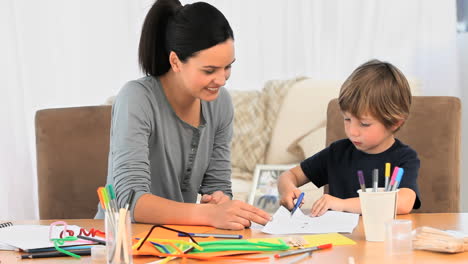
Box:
1;213;467;263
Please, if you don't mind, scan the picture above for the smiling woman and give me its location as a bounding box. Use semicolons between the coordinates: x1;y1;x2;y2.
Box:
162;38;235;105
94;0;271;230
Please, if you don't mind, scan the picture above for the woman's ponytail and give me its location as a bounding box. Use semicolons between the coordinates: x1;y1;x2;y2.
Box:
138;0;181;76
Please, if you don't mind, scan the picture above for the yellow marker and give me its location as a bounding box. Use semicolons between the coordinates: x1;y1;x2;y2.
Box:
385;163;391;191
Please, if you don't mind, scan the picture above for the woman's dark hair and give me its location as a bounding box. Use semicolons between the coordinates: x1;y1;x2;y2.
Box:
139;0;234;76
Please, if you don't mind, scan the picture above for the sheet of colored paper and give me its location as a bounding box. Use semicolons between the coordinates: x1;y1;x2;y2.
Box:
133;225;217;256
302;233;356;246
134;225;215;240
248;233;355;248
133;239;263;258
144;251;265;264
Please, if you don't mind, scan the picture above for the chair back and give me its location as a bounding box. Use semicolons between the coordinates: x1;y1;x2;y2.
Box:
326;96;461;213
35;105;111;219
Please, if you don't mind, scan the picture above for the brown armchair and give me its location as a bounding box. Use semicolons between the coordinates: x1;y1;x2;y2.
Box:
326;96;461;213
35;106;111;219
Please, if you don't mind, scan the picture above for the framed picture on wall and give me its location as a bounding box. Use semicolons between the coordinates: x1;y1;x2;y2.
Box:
248;164;296;214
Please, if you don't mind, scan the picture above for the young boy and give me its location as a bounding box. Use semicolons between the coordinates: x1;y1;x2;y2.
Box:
278;59;421;217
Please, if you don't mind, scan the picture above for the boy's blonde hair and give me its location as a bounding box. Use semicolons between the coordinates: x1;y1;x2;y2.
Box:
338;59;412;131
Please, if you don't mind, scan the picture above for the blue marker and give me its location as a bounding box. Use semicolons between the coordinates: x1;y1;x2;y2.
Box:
391;168;405;191
291;192;305;215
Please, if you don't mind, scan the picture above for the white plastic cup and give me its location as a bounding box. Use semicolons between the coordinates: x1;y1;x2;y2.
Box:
358;188;398;242
385;219;413;255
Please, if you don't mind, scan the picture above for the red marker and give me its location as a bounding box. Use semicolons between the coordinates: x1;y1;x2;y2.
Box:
387;166;399;191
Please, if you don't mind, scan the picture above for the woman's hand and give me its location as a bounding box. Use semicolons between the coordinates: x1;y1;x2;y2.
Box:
310;194;344;217
207;200;271;230
200;191;231;204
279;188;304;210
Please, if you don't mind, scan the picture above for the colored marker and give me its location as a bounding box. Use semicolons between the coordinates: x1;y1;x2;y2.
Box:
391;168;405;191
283;252;311;263
178;233;243;239
358;170;366;192
106;184;118;212
387;166;399;191
291;192;305;215
372;169;378;192
97;187;106;209
385;163;391;191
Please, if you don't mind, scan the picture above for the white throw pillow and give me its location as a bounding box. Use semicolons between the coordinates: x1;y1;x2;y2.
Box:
265;79;342;164
287;122;327;160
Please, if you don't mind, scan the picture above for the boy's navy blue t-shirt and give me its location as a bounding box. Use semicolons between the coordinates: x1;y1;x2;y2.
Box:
300;138;421;209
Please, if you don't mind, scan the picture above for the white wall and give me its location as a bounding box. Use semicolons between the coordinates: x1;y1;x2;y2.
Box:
458;32;468;212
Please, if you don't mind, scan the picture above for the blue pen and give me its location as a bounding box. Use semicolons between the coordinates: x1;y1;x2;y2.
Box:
291;192;305;215
178;233;242;239
391;168;404;191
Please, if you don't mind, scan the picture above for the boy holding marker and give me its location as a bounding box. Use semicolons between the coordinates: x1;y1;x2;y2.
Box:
278;59;421;217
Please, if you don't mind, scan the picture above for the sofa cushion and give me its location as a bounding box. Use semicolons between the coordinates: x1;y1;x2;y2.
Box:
230;90;267;176
265;79;343;164
230;77;307;181
287;123;326;160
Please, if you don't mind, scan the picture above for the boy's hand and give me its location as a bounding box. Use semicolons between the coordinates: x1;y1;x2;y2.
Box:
280;188;304;210
310;194;344;217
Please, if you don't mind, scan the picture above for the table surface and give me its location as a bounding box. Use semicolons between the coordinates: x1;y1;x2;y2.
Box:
1;213;467;264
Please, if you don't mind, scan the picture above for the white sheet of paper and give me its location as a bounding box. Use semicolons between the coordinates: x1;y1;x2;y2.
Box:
0;224;92;251
249;222;265;230
262;206;359;235
0;243;17;251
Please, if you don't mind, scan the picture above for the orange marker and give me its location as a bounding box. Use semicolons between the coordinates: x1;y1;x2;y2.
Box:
97;187;106;209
